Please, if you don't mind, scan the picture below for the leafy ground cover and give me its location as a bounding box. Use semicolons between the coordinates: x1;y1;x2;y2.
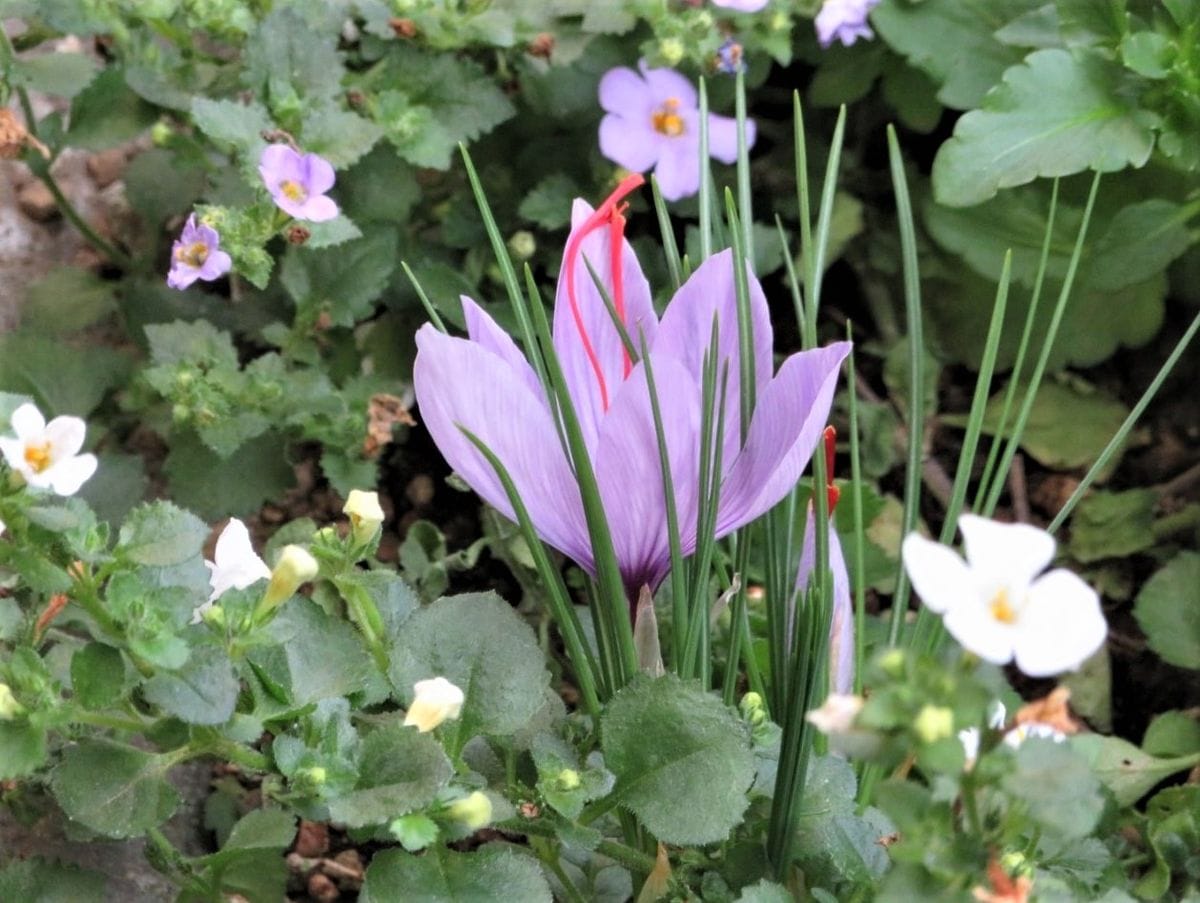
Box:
0;1;1199;901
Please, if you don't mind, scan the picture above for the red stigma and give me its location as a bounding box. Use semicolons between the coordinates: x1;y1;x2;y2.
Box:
563;173;644;410
822;425;839;514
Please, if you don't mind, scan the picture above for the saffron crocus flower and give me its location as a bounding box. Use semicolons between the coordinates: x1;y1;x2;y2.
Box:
902;515;1107;676
598;62;756;201
414;176;850;598
792;427;854;693
197;518;270;621
0;403;97;496
258;144;339;222
166;214;232;290
713;0;769;10
815;0;880;47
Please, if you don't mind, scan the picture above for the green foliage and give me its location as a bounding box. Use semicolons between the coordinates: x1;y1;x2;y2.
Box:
1134;551;1200;669
1069;489;1158;563
361;846;553;903
600;675;755;845
0;859;106;903
50;740;180;838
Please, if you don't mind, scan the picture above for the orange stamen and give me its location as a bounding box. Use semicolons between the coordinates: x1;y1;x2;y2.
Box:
24;442;52;474
563;173;645;410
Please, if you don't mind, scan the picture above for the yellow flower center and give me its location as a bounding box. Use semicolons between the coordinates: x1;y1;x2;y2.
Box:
651;98;686;137
989;589;1018;624
24;442;52;473
174;240;209;268
280;179;308;202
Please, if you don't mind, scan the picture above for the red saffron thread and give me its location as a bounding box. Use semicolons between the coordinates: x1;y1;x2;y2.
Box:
823;425;840;514
563;173;644;410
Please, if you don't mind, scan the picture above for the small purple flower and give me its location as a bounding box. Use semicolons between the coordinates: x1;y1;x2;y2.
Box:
815;0;880;48
258;144;339;222
712;0;769;11
716;39;745;74
167;214;232;290
598;61;756;202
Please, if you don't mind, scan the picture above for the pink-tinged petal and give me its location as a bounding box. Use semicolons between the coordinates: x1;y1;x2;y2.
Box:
706;113;756;164
259;144;304;182
599;114;661;173
10;403;46;441
44;415;86;458
716;342;851;534
638;61;698;109
46;453;96;496
902;533;974;616
652;250;774;464
958;514;1055;596
198;250;233;281
552;198;656;451
712;0;770;9
303;153;336;194
599;66;654;116
794;504;854;692
595;355;701;594
1014;570;1106;676
414;325;591;569
297;195;339;223
651;136;702;201
167;265;200;290
461;296;543;399
943;602;1018;665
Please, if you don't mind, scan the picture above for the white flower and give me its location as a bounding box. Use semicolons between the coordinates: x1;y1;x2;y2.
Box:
343;489;384;544
204;519;270;604
806;692;864;735
405;676;465;733
902;515;1106;676
0;403;98;496
960;702;1065;766
0;518;5;537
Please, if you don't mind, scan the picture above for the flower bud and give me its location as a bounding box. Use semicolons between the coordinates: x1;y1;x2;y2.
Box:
343;489;385;545
913;704;955;744
201;604;226;628
507;230;536;261
444;791;492;830
293;765;327;793
739;691;767;727
770;10;789;30
659;37;685;66
878;648;906;679
404;677;464;733
0;684;26;720
151;121;173;147
554;768;581;792
261;545;319;611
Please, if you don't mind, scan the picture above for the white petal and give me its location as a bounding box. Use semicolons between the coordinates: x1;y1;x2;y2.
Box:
1012;569;1106;676
0;437;27;472
901;532;974;614
9;403;45;440
46;453;97;496
958;514;1055;591
44;415;87;458
208;519;270;601
943;601;1018;665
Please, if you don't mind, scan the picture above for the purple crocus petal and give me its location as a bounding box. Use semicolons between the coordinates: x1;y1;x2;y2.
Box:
595;356;701;594
461;295;543;399
295;194;339;222
652;250;773;466
599;114;661;174
712;0;770;10
552;199;657;451
716;341;851;535
638;61;698;110
413;324;592;569
706;113;756;165
793;503;854;693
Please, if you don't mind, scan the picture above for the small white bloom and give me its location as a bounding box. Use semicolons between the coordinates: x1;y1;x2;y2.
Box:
261;544;319;612
405;676;465;733
902;515;1107;676
343;489;385;544
960;701;1065;767
806;692;864;735
203;519;270;604
0;403;98;496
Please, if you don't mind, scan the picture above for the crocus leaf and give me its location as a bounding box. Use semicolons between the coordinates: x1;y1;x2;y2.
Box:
932;49;1159;207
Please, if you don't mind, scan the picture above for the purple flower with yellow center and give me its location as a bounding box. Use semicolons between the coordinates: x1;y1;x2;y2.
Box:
815;0;880;47
792;427;854;694
413;176;849;598
258;144;339;222
166;214;232;290
598;61;756;202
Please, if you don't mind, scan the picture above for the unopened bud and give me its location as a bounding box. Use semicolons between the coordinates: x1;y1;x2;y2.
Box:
404;677;464;733
444;791;492;830
293;765;327;792
507;230;536;261
0;684;26;720
878;648;906;679
554;768;581;791
659;37;685;66
285;224;311;245
261;545;318;612
770;10;789;30
343;489;385;545
913;705;954;744
201;604;226;628
739;691;767;726
151;121;173;147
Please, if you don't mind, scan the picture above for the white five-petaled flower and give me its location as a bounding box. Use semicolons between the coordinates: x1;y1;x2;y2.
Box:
204;518;271;605
902;515;1106;677
404;677;465;733
0;403;98;497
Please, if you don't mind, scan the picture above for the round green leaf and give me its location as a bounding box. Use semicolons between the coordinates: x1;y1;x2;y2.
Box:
601;675;755;845
360;847;551;903
1134;552;1200;669
51;740;179;838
